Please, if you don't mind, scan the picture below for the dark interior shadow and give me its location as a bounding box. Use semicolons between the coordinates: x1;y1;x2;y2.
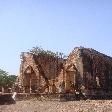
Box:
59;93;112;102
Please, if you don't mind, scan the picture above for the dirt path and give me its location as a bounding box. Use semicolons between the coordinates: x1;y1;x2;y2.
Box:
0;100;112;112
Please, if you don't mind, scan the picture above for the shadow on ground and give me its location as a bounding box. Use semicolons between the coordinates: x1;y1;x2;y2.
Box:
0;94;15;105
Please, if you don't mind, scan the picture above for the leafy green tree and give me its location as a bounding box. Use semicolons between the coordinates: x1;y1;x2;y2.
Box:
0;69;8;87
6;75;17;87
0;69;17;89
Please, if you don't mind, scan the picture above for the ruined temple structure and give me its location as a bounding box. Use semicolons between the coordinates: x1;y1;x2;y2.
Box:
16;51;64;93
16;47;112;96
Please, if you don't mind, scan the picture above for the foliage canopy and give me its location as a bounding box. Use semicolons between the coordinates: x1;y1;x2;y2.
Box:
29;46;67;59
0;69;17;88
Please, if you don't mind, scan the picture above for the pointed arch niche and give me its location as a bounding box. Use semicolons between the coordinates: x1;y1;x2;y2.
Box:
23;65;39;93
65;64;78;92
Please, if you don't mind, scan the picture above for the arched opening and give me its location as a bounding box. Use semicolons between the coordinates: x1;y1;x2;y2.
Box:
65;64;78;92
23;66;38;93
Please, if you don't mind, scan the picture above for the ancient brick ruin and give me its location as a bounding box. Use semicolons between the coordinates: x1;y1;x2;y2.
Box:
16;51;64;93
16;47;112;97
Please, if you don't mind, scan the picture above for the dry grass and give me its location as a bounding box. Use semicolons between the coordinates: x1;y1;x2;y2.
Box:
1;99;112;112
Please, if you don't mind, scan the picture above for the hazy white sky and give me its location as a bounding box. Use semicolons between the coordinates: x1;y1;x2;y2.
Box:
0;0;112;74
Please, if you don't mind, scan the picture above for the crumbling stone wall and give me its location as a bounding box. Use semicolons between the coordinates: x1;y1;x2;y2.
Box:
17;47;112;96
57;47;84;93
58;47;112;95
82;48;112;92
17;52;64;93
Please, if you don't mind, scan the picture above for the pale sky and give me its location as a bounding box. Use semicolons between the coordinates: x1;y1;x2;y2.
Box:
0;0;112;75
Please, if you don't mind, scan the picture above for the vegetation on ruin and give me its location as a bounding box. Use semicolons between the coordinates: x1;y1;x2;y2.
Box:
0;69;17;88
29;46;67;59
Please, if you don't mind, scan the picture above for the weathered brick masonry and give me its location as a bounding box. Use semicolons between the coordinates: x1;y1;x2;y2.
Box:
16;47;112;96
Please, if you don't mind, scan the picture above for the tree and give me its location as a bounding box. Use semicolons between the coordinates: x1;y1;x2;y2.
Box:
0;69;17;91
0;69;8;87
29;46;67;59
6;75;17;87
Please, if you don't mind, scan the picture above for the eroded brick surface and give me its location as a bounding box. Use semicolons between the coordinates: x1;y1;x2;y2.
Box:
16;47;112;96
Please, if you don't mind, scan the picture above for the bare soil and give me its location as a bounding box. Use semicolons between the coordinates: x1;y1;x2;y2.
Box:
0;99;112;112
